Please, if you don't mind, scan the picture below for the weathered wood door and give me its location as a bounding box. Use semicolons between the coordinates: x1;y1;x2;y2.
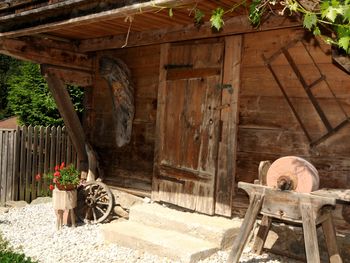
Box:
153;37;241;215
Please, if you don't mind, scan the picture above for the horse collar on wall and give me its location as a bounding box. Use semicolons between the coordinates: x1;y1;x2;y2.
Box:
99;56;134;147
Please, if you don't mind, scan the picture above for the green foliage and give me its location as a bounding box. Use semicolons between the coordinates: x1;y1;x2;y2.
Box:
247;0;350;53
210;7;225;30
0;55;20;119
194;8;205;26
249;0;265;26
6;61;84;126
0;232;37;263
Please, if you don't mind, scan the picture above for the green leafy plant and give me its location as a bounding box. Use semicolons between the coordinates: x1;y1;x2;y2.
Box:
248;0;350;53
0;232;37;263
37;162;80;191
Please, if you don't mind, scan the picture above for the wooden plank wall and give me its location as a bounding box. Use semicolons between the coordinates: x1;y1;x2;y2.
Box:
91;45;160;192
0;126;78;204
0;129;16;205
235;28;350;230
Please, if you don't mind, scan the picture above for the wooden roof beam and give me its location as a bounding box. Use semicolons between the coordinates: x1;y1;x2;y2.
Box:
0;0;199;38
78;15;302;52
0;38;93;71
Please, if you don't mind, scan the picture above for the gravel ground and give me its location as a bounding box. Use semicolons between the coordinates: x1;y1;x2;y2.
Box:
0;202;303;263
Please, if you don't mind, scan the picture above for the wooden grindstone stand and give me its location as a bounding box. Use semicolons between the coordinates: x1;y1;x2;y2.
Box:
52;188;77;230
228;157;347;263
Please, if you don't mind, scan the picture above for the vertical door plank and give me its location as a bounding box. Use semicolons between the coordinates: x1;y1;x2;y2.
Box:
38;126;45;196
50;126;57;172
56;126;62;165
31;126;38;200
66;134;72;165
43;126;50;192
25;126;33;203
152;43;170;202
215;35;243;216
19;126;26;200
6;131;14;202
61;127;67;164
0;131;3;205
2;132;8;204
13;126;21;200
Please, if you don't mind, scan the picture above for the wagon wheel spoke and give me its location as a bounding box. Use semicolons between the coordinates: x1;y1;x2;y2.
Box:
96;205;105;215
84;207;92;223
96;201;109;206
76;181;114;224
92;208;97;223
96;192;108;201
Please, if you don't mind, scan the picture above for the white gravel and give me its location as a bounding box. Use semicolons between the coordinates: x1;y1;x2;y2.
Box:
0;203;302;263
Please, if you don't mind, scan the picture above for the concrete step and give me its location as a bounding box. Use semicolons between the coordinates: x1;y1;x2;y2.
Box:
129;203;241;249
102;221;218;263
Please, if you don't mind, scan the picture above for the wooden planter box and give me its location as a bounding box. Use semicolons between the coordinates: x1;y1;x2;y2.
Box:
52;188;77;230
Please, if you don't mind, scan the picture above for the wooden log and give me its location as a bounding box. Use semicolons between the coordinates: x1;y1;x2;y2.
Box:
215;35;242;217
0;38;92;71
42;68;88;166
227;193;264;263
151;43;170;202
40;65;93;87
300;201;321;263
252;215;272;254
79;15;301;52
321;213;343;263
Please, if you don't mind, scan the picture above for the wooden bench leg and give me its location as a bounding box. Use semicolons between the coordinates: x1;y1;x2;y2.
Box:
322;213;343;263
252;215;272;255
70;209;76;228
300;202;321;263
55;210;64;230
227;193;264;263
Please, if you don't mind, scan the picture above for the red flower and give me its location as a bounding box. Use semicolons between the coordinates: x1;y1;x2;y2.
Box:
35;174;41;181
49;184;54;191
53;178;58;184
60;162;65;169
55;165;59;171
54;171;60;177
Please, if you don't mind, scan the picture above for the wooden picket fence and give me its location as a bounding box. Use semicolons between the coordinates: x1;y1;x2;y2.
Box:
0;126;78;205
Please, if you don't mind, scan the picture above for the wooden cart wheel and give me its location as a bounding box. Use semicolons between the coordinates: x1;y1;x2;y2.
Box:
76;181;113;224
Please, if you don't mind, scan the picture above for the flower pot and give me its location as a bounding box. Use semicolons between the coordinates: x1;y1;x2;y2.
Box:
56;184;76;191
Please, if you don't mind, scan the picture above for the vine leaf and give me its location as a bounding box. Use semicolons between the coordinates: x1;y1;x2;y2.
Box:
324;6;339;22
313;26;321;36
338;36;350;51
303;13;317;29
194;9;205;25
210;7;225;30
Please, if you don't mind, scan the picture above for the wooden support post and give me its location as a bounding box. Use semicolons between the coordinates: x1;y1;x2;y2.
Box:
252;215;272;254
300;201;321;263
322;213;343;263
41;66;88;167
227;193;264;263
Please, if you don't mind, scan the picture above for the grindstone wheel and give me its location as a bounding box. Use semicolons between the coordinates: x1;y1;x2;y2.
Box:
266;156;319;193
76;181;113;224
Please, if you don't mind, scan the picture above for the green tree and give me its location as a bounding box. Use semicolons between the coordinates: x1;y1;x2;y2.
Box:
0;54;20;119
6;61;84;126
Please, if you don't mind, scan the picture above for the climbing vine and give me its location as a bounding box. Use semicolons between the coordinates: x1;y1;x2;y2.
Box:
150;0;350;54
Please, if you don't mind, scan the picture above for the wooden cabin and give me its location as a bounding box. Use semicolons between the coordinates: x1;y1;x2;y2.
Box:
0;0;349;231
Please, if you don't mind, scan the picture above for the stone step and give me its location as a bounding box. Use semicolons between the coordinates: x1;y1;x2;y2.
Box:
102;221;218;263
129;203;241;249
